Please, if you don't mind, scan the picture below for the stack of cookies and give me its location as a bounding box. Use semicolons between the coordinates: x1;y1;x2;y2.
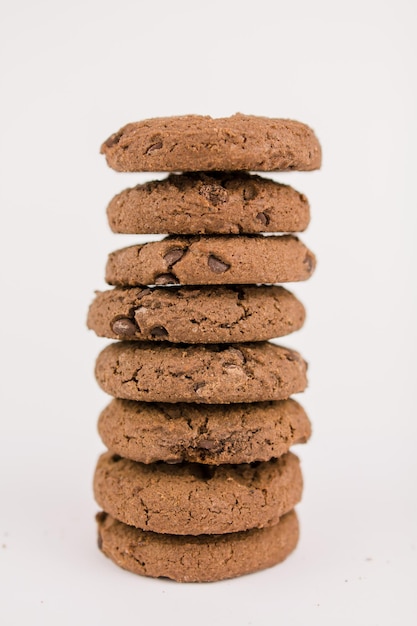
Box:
88;114;321;582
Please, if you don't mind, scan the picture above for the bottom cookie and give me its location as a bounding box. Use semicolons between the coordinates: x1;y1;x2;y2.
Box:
96;509;299;583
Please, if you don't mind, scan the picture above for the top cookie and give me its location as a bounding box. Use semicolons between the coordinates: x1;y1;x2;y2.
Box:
101;114;322;172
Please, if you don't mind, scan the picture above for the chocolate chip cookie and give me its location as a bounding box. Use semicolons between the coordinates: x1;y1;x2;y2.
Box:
96;509;299;582
106;172;310;234
100;114;321;172
87;284;305;343
98;398;311;465
94;341;308;404
105;235;316;287
94;451;302;534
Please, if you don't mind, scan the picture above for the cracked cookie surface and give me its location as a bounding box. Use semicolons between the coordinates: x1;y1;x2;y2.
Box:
98;398;311;464
94;341;308;404
87;284;305;343
105;234;316;287
96;509;299;582
94;451;302;534
106;172;310;234
100;113;321;172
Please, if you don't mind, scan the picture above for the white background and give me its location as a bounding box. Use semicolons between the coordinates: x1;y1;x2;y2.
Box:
1;1;416;624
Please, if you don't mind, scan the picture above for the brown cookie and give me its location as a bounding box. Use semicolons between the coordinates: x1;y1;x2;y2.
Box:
100;114;321;172
106;172;310;234
105;235;316;287
94;451;302;535
87;284;306;344
94;341;308;404
96;509;299;582
98;398;311;465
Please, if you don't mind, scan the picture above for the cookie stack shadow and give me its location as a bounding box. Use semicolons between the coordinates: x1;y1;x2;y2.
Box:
88;114;321;582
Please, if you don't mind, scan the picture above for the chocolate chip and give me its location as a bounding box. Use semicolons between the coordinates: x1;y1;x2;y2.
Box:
208;255;230;273
154;273;179;285
145;141;163;155
163;248;185;267
243;185;258;201
256;212;269;226
136;287;152;299
303;252;315;273
199;184;228;206
103;131;123;148
150;326;169;338
194;382;206;394
111;317;138;337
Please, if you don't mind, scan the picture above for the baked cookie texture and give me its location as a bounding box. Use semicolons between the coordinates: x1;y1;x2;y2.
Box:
94;341;308;404
98;398;311;465
100;114;321;172
94;451;302;535
91;113;320;582
87;285;306;344
106;172;310;234
105;234;316;287
96;509;299;583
